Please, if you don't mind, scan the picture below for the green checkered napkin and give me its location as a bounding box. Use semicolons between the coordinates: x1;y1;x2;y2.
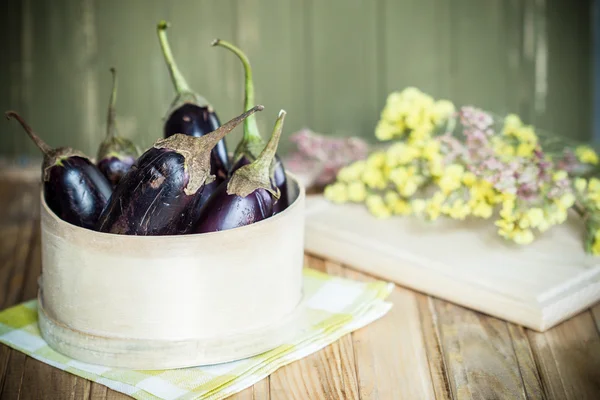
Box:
0;268;393;400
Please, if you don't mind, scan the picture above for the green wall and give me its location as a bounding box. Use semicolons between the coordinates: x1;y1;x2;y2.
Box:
0;0;592;158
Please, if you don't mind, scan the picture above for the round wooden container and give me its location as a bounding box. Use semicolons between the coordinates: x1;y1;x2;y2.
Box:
37;174;305;369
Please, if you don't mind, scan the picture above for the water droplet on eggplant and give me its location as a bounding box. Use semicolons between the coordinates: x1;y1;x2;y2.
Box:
212;39;289;212
157;21;229;180
96;67;140;187
5;111;112;229
96;105;264;235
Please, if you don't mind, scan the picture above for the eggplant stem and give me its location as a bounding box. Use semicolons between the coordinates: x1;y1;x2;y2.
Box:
106;67;118;139
255;109;286;171
5;111;52;156
205;105;265;149
157;20;192;95
211;39;261;142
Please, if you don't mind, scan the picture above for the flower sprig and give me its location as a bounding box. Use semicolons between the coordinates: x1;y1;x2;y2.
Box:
324;87;600;254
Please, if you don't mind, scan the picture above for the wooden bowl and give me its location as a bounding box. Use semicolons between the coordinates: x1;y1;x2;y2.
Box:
37;174;305;369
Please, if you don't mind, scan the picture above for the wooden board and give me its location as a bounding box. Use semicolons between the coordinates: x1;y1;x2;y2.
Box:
304;195;600;332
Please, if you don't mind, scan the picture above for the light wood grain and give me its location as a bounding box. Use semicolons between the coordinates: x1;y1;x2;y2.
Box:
433;299;528;399
345;268;436;399
416;295;452;400
19;356;91;400
305;195;600;331
506;324;544;399
528;311;600;400
269;256;359;400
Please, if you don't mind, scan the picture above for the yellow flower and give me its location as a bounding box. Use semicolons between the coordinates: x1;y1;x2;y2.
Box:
367;151;387;168
552;170;568;182
438;164;465;194
503;114;522;135
431;100;455;126
514;126;538;144
375;120;400;141
386;142;420;166
575;178;587;193
324;182;348;204
347;181;367;202
516;142;536;158
513;229;535;245
575;145;599;165
471;201;493;219
424;192;446;221
592;230;600;255
361;167;386;189
365;195;392;218
446;199;470;220
337;161;366;183
392;199;412;215
462;172;477;187
558;192;575;209
525;207;545;228
411;199;426;214
400;179;419;197
421;139;442;161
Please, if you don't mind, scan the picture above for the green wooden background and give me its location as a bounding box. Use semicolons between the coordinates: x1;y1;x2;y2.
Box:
0;0;592;158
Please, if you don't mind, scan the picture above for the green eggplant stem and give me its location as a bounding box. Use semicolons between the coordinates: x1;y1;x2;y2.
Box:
106;67;118;139
255;109;285;171
211;38;261;143
5;111;52;156
157;20;192;95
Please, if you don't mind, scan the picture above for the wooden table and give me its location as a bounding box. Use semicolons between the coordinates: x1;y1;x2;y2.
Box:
0;177;599;400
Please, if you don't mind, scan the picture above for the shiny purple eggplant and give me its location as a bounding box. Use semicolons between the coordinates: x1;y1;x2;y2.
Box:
158;21;229;181
5;111;112;229
193;110;286;233
96;67;140;187
96;105;264;236
211;39;289;213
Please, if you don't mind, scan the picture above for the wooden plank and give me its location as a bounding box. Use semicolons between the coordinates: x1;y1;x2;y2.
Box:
506;324;545;399
528;311;600;399
164;0;242;149
269;256;359;400
304;196;600;331
592;303;600;333
433;298;528;399
235;0;295;154
347;268;435;399
415;295;452;400
18;357;91;400
0;0;23;155
0;351;27;400
308;0;379;142
287;0;311;151
95;0;172;154
382;0;440;97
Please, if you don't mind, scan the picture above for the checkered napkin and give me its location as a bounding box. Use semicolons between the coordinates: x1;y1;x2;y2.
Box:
0;268;393;400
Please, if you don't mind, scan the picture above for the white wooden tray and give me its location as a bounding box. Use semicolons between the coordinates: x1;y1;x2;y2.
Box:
304;195;600;331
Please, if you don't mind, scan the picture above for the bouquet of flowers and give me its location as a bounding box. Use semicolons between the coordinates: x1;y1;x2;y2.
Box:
324;87;600;254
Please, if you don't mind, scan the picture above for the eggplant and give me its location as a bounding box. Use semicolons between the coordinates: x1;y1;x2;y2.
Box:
211;39;289;214
5;111;112;229
157;21;229;181
96;67;140;187
193;110;286;233
96;105;264;236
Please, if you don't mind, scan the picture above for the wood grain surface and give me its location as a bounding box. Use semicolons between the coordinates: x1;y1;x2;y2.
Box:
0;179;599;399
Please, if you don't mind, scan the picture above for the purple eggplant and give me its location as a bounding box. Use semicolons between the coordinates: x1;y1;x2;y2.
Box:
158;21;229;181
211;39;289;214
5;111;112;229
96;105;264;236
96;67;140;187
193;110;286;233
